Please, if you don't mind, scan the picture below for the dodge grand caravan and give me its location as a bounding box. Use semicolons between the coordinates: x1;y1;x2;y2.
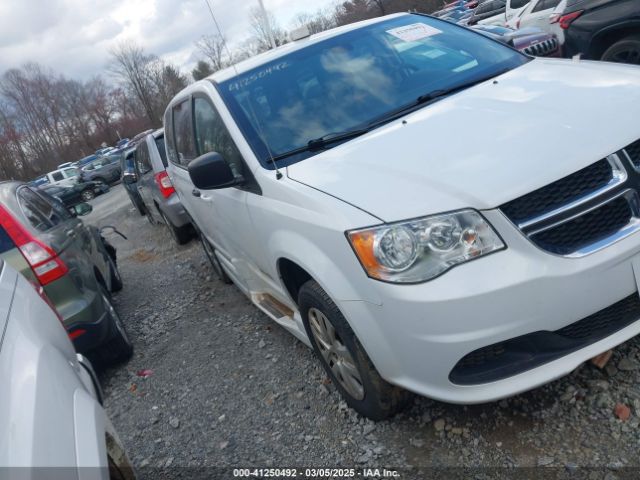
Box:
164;13;640;419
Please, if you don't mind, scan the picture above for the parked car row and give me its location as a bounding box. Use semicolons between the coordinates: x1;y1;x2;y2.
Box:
436;0;640;65
0;180;135;471
120;130;195;245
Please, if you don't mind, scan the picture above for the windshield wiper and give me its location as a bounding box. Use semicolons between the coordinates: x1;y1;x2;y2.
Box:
271;127;372;161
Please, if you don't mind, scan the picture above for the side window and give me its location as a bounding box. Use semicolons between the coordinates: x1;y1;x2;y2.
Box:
193;97;245;178
164;108;179;165
63;169;79;178
17;188;58;231
533;0;559;11
172;99;196;166
51;171;64;181
155;135;168;168
39;191;72;221
510;0;529;8
136;142;152;174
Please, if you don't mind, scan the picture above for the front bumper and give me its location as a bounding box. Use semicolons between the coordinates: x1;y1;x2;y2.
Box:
341;209;640;404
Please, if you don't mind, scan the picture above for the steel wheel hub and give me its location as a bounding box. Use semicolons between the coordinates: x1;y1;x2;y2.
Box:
308;307;364;400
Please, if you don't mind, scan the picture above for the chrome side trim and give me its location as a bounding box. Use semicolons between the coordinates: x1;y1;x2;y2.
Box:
518;154;627;230
621;148;639;172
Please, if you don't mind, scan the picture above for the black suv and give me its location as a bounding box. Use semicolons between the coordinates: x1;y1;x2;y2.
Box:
560;0;640;63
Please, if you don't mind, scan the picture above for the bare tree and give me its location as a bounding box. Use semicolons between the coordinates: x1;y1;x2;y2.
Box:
192;60;214;81
249;6;287;53
109;41;161;125
291;9;336;35
195;34;229;72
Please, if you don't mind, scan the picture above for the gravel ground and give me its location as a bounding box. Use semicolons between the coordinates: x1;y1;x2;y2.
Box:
90;185;640;479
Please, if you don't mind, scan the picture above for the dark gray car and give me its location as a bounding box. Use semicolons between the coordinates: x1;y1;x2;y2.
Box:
80;152;123;185
0;181;132;366
135;129;193;244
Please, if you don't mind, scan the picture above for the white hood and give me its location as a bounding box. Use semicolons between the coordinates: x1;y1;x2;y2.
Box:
287;58;640;222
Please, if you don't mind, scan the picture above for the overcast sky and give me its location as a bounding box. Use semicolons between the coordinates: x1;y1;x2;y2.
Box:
0;0;336;80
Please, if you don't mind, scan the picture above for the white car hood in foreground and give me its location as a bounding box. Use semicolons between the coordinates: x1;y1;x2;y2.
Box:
287;58;640;223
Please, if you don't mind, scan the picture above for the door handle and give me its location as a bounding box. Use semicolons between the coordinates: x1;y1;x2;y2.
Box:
192;189;201;198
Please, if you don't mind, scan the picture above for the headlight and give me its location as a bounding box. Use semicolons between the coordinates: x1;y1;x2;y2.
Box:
347;210;505;283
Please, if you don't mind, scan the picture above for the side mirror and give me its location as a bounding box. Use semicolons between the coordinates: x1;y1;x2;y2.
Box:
72;203;93;217
188;152;241;190
122;172;137;184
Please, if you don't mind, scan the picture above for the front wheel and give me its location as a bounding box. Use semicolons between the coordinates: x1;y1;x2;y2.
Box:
601;35;640;65
200;233;231;284
298;280;412;420
81;189;95;201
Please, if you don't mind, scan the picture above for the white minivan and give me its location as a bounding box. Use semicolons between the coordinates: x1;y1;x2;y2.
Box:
165;13;640;419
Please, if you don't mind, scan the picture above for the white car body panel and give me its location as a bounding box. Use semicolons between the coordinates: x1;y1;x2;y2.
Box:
477;10;508;26
0;262;128;474
165;13;640;404
287;58;640;222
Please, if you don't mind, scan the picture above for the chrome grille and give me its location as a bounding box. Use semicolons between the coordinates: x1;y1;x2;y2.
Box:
523;38;559;57
623;138;640;170
500;146;640;257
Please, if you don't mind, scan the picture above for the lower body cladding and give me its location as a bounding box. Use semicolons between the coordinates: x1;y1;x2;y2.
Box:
338;210;640;404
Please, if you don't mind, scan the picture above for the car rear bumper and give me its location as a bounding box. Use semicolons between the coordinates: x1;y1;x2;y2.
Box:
159;193;191;228
341;210;640;404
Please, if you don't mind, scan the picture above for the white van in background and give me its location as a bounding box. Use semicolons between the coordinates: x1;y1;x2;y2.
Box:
505;0;531;23
507;0;566;44
43;166;81;187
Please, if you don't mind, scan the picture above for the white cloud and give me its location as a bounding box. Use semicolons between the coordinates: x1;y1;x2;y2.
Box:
0;0;337;80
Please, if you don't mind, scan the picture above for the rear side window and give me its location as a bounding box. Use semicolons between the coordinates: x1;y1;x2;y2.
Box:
510;0;529;8
533;0;560;11
17;188;56;231
193;97;245;178
172;99;196;166
0;226;15;254
51;172;64;181
136;141;152;174
155;135;168;168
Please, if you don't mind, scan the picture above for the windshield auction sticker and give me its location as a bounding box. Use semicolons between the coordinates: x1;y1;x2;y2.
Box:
386;23;442;42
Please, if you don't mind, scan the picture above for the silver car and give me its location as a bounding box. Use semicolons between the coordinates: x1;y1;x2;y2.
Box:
135;129;193;244
0;260;134;475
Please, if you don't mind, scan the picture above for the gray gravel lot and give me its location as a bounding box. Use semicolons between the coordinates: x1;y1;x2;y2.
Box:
90;185;640;479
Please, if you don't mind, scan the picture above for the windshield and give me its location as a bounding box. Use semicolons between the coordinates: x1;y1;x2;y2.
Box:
218;14;528;167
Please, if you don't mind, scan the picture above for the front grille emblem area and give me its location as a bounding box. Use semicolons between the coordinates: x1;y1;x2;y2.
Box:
500;142;640;257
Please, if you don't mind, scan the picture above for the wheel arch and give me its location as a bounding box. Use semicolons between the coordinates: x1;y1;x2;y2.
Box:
590;22;640;59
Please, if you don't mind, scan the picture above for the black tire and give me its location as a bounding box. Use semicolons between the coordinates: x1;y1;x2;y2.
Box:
94;285;133;367
93;177;107;186
108;255;123;292
144;204;159;225
601;35;640;65
161;211;192;245
200;233;232;284
299;280;412;420
81;189;95;201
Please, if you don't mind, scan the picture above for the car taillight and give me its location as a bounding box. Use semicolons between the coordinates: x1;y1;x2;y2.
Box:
154;171;176;199
0;205;68;286
558;10;583;29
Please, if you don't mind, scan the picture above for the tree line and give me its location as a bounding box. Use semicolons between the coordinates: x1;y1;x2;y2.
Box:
0;0;441;181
